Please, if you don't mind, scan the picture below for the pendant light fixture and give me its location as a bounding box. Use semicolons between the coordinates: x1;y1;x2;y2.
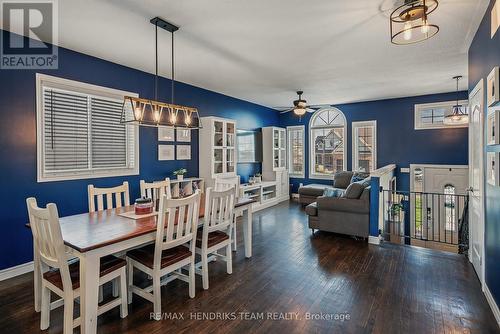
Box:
443;76;468;125
390;0;439;45
121;17;202;128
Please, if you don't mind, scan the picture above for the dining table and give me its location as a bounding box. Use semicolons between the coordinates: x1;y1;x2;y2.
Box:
30;195;256;334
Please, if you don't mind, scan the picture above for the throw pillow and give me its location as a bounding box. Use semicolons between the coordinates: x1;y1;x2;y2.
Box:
354;177;371;188
323;188;343;197
333;171;353;189
343;183;365;199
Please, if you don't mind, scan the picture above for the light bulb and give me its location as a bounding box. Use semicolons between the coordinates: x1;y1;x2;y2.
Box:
170;113;177;124
134;104;142;121
421;19;429;34
153;109;160;123
404;21;412;41
185;114;192;126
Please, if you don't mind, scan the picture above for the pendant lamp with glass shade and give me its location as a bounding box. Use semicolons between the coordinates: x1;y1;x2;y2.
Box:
443;76;469;125
390;0;439;45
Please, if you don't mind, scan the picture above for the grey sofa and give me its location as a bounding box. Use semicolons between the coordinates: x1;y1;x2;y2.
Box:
305;179;371;238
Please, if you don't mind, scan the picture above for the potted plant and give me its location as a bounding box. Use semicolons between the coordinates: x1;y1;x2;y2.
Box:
173;168;187;181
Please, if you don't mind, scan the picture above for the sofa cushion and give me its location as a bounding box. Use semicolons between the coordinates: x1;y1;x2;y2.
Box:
323;188;344;197
298;184;333;197
343;182;366;199
305;202;318;216
353;177;371;188
333;171;353;189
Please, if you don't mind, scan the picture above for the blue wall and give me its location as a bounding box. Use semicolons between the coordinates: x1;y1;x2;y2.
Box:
468;0;500;308
280;91;469;192
0;31;279;270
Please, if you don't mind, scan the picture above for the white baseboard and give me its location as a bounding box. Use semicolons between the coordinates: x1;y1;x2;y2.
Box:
484;283;500;328
0;261;34;281
368;235;381;245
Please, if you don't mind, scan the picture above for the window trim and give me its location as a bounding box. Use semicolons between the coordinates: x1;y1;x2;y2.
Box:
308;108;347;180
286;125;305;178
36;73;140;182
414;100;469;130
352;120;377;172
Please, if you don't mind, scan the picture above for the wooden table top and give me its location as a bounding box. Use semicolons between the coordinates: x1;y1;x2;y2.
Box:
28;196;256;253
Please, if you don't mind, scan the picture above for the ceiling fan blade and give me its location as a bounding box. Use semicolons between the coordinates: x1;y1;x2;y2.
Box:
308;104;332;108
279;108;294;114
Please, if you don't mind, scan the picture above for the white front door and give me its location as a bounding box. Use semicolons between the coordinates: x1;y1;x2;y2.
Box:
469;80;485;284
423;167;468;244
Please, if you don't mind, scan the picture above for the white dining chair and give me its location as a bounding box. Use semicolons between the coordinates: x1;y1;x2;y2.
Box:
126;190;200;318
87;181;130;213
26;198;128;334
140;178;172;202
87;181;130;298
214;176;240;251
196;186;235;290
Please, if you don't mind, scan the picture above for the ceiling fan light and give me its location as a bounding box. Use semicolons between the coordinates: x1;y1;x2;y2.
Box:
294;107;307;116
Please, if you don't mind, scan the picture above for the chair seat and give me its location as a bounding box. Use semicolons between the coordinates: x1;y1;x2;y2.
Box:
196;230;229;248
127;244;191;269
43;255;126;291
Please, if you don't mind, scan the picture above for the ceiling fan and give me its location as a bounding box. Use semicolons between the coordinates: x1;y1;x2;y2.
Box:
274;91;331;116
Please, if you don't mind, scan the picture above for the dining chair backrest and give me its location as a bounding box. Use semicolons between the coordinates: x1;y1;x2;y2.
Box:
215;176;240;200
88;181;130;212
26;198;72;290
153;190;201;269
140;178;172;203
203;187;236;234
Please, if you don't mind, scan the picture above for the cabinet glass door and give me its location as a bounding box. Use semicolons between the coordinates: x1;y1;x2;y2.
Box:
279;129;286;149
226;122;235;148
226;148;235;173
214;148;223;174
214;121;224;147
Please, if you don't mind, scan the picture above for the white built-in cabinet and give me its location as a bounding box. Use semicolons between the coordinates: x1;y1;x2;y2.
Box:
199;117;237;188
262;127;289;201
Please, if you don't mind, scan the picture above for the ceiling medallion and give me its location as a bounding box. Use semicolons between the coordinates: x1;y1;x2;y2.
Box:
121;17;202;129
390;0;439;45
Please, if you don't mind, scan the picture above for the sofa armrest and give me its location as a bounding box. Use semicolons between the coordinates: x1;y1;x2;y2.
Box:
316;196;369;214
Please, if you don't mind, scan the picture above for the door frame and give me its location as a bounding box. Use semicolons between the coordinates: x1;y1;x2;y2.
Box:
469;79;485;289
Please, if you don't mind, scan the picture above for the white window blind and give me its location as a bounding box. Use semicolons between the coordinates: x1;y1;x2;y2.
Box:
37;74;138;182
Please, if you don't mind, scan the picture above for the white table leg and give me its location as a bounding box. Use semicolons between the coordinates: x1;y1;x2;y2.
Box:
243;206;252;258
80;252;100;334
33;242;41;312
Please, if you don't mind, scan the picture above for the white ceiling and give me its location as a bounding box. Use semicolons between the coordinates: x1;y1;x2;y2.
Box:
17;0;492;107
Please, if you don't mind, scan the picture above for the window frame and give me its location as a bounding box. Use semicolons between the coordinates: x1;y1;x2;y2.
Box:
286;125;305;178
308;108;347;180
352;120;377;172
36;73;140;182
414;100;469;130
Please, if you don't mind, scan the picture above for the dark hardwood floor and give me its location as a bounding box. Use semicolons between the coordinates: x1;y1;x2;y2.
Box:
1;201;498;334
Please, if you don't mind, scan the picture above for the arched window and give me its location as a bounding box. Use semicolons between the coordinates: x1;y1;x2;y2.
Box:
444;184;456;231
309;108;347;178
